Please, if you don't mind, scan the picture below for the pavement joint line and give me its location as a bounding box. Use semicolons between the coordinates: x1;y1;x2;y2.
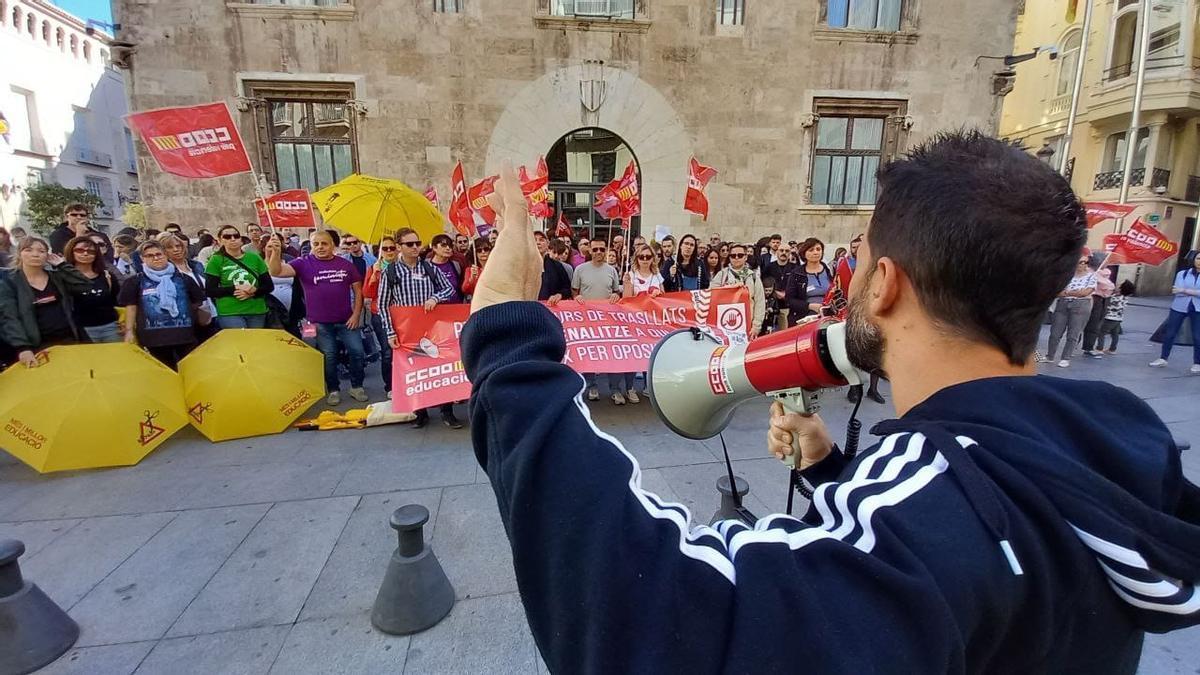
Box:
291;495;363;637
57;512;181;615
156;505;272;646
0;476;485;525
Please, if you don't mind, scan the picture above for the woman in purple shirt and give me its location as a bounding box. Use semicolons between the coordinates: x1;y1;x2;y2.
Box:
428;234;464;304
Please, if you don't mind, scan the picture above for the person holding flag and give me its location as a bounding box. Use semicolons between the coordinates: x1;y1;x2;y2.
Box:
1149;251;1200;373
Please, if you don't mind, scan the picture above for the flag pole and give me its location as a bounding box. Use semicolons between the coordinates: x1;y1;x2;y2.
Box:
1058;0;1094;176
1115;0;1152;234
252;173;279;235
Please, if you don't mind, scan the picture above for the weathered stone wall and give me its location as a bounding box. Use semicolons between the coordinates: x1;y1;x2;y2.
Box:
116;0;1018;249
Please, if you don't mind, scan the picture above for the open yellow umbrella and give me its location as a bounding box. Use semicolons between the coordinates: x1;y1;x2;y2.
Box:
311;174;444;244
0;344;187;473
178;329;324;442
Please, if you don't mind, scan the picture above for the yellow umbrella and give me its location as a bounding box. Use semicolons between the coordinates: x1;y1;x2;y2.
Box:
0;344;187;473
178;329;324;442
311;174;444;244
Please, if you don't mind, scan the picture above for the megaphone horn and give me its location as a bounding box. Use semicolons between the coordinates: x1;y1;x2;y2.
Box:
648;320;860;461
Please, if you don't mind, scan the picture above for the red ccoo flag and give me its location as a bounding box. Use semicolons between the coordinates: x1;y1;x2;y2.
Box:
594;161;640;229
683;157;718;221
1103;219;1180;266
1083;202;1136;229
519;156;554;220
821;256;855;320
127;103;252;179
554;210;572;238
254;189;315;229
468;175;499;227
448;162;475;238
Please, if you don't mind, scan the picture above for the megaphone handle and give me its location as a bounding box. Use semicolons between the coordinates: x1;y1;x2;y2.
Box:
773;389;820;469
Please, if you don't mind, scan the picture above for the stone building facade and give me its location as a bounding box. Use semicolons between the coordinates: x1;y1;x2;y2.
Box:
115;0;1018;248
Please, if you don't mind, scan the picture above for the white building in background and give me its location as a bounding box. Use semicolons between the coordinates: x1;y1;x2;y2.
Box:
0;0;138;234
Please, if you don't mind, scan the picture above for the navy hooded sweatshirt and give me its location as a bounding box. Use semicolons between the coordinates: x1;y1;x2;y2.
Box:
461;302;1200;674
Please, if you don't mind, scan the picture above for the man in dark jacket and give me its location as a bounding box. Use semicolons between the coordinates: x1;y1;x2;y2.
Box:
48;203;112;259
535;231;571;303
461;135;1200;674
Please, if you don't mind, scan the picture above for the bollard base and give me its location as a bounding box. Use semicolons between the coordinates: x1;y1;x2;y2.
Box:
371;546;456;636
0;582;80;675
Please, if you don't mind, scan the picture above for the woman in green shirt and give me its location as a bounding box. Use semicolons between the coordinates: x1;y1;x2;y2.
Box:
204;224;274;329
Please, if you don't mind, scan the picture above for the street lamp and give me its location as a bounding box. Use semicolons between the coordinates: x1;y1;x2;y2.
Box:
1036;142;1056;165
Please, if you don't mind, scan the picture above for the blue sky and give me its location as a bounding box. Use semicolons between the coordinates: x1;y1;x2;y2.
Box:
51;0;113;28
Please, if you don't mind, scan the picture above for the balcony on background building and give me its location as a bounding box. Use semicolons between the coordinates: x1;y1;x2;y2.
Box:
76;148;113;168
1186;175;1200;203
1092;167;1171;192
1048;94;1071;116
1102;55;1196;83
551;0;636;19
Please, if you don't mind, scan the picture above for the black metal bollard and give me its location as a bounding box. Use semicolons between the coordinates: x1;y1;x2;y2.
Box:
0;539;79;675
370;505;455;636
710;475;752;526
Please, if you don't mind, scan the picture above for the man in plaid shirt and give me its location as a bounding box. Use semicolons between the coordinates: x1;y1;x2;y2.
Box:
378;227;460;428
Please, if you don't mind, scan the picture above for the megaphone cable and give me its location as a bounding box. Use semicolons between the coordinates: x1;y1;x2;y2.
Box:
786;387;865;515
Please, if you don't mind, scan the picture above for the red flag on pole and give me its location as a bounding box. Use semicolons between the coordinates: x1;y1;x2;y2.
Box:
1083;202;1136;228
594;161;640;224
424;186;440;211
127;103;252;179
821;256;855;320
1103;219;1180;266
684;157;718;221
448;162;475;238
519;156;554;220
253;189;315;229
468;175;499;227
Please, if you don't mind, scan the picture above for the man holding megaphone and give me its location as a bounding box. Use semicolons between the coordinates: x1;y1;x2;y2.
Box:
461;131;1200;674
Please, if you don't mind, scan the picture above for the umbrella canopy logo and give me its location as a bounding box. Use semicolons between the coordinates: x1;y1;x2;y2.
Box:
138;411;167;447
188;402;213;425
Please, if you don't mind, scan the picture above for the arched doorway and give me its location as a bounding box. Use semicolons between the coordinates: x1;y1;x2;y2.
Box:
546;127;640;244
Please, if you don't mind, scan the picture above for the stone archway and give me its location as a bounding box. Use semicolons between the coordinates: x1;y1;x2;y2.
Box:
484;64;693;235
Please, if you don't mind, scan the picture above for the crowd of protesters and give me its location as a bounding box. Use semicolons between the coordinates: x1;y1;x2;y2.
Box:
3;203;1198;416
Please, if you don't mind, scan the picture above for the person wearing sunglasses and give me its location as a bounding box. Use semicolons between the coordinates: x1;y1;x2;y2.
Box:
204;224;274;329
571;239;625;403
460;237;492;300
118;240;207;369
267;230;368;406
0;236;94;366
362;235;402;398
376;228;460;428
63;235;122;343
49;203;112;257
710;242;766;338
1043;254;1098;368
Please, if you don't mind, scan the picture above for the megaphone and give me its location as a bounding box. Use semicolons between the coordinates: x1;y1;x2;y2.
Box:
648;319;861;466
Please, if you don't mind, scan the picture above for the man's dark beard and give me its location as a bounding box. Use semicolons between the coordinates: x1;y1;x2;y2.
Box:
845;280;886;377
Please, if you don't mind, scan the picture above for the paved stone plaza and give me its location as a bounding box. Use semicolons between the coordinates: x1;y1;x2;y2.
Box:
2;298;1197;674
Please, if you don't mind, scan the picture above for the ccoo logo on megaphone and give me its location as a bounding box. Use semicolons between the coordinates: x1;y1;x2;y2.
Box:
648;318;862;441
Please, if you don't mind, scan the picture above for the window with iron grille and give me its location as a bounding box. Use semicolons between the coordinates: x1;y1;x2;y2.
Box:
717;0;744;25
433;0;462;12
245;81;359;193
551;0;635;19
808;98;906;205
244;0;344;6
825;0;902;32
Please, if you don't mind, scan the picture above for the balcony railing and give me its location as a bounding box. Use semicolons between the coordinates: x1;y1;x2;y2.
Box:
76;148;113;168
1186;175;1200;203
1092;167;1170;191
1048;94;1072;116
1102;55;1200;82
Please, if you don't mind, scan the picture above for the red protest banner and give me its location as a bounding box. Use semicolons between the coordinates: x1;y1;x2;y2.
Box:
254;189;315;229
1084;202;1136;229
594;161;640;229
519;156;554;220
388;288;750;412
684;157;718;220
127;103;252;179
1104;219;1180;266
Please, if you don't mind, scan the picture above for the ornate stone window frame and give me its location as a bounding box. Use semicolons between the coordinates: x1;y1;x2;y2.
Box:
813;0;919;45
800;96;911;209
226;0;356;21
533;0;652;34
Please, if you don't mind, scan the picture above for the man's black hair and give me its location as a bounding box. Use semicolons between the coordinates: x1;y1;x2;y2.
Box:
870;129;1086;365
